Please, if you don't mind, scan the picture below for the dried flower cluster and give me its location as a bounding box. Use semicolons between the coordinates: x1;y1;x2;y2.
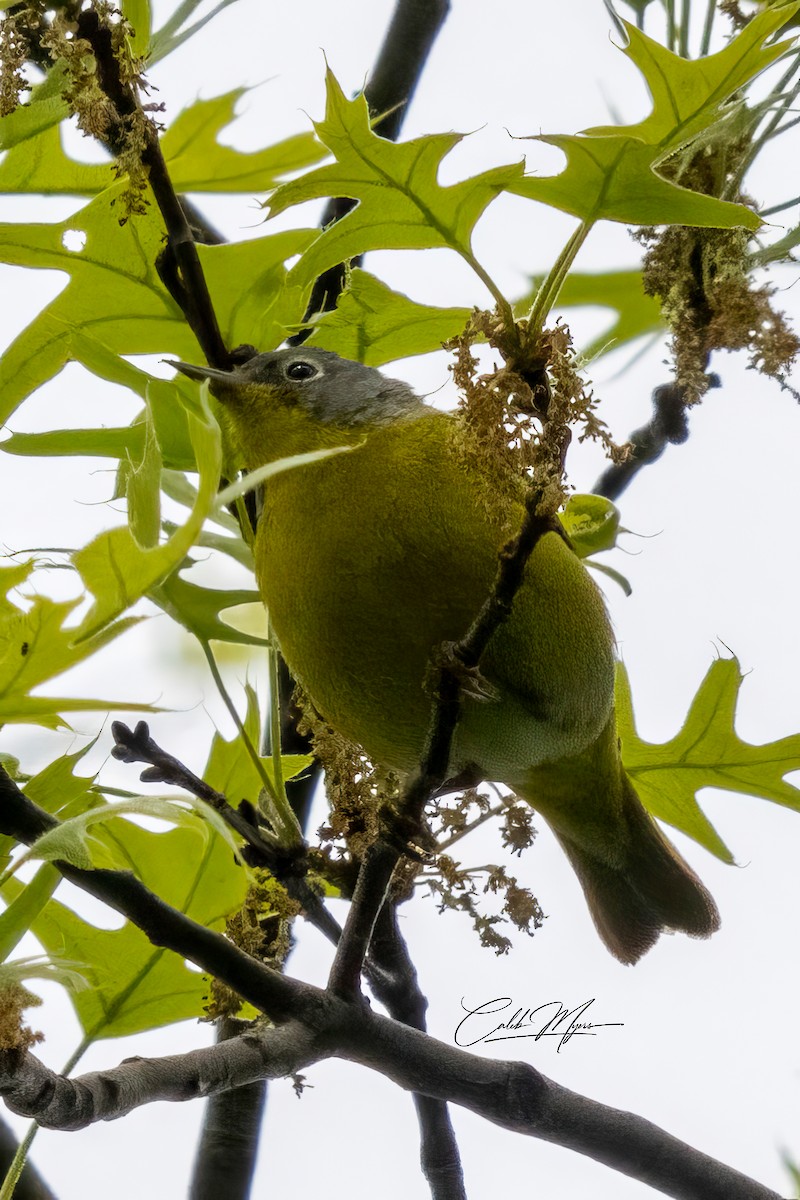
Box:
446;310;627;520
0;982;43;1053
208;874;300;1019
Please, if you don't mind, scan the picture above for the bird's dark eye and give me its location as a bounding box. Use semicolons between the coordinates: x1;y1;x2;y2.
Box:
285;360;318;381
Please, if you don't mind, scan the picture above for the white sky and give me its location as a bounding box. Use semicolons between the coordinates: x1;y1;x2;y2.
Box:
2;2;800;1198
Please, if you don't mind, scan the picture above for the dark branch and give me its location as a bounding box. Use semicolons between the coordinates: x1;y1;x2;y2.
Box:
189;1019;268;1200
592;377;718;500
0;1025;316;1131
368;908;466;1200
0;1114;57;1200
75;8;229;369
0;765;786;1199
109;721;342;948
275;657;319;830
0;765;307;1021
108;723;462;1200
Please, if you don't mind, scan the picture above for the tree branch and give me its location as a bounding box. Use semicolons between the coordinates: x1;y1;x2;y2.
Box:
188;1019;268;1200
0;1000;785;1200
0;765;307;1022
109;720;342;947
592;376;718;500
368;907;466;1200
0;1025;315;1130
0;1115;57;1200
75;7;229;369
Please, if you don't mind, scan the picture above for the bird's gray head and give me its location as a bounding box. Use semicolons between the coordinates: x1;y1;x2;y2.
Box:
171;347;424;428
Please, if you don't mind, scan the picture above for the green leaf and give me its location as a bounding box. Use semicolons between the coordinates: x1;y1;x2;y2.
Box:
1;818;248;1037
160;91;328;192
203;684;312;805
149;574;268;647
268;68;524;288
1;340;197;470
0;955;88;993
0;79;323;198
0;184;196;423
560;494;621;556
0;745;100;923
24;744;99;814
1;425;145;462
585;559;632;597
508;9;799;228
167;526;255;570
0;122;113;198
0;866;61;963
197;229;317;350
126;403;162;549
121;0;152;55
0;752;22;781
511;133;759;228
588;7;800;149
6;794;241;877
617;657;800;861
71;388;222;641
306;269;471;365
0;63;71;153
0;564;148;727
214;442;358;511
0;189;313;429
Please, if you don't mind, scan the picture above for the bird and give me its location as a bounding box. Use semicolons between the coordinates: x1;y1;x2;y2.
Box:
171;346;720;964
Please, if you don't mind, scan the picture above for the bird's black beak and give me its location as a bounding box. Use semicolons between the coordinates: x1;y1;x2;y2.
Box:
166;360;239;386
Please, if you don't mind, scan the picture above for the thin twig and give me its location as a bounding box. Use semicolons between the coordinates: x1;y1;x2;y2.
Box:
591;378;718;500
76;7;229;368
109;721;341;947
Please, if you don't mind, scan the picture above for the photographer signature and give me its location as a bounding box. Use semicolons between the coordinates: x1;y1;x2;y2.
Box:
455;997;623;1052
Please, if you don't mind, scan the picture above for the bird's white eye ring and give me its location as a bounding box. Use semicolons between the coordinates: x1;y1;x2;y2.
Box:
286;360;318;381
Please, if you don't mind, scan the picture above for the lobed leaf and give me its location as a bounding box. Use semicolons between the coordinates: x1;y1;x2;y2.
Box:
305;269;471;365
0;80;324;198
160;91;327;193
0;563;148;727
588;7;800;150
148;574;268;647
268;68;524;288
203;684;312;804
617;657;800;861
511;132;759;228
508;7;800;227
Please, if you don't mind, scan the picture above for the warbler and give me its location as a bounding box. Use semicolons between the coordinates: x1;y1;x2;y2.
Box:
172;347;720;964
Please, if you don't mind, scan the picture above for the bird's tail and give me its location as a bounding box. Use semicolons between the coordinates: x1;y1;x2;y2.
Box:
518;717;720;964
